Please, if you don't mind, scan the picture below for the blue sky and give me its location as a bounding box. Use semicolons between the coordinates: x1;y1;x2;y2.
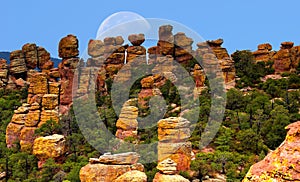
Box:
1;0;300;58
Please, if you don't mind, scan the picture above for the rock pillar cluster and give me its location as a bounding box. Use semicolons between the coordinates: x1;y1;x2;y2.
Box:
6;71;60;152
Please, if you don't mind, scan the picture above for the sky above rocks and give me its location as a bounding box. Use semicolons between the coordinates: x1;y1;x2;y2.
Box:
1;0;300;58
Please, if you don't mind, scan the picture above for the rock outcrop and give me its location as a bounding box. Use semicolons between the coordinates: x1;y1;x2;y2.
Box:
252;41;300;73
80;152;146;182
243;121;300;181
157;117;192;171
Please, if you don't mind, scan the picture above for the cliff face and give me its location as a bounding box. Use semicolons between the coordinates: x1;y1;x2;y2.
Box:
243;121;300;182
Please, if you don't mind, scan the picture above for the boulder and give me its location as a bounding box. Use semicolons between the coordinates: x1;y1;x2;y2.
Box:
174;32;193;47
22;43;38;69
37;47;51;69
243;121;300;181
58;34;79;58
88;39;104;57
128;34;145;46
33;134;67;161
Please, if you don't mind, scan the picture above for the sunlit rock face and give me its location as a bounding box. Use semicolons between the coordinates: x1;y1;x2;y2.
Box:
243;121;300;182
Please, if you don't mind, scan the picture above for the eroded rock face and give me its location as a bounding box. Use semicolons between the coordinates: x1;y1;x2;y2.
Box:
80;152;146;182
33;134;67;161
243;121;300;182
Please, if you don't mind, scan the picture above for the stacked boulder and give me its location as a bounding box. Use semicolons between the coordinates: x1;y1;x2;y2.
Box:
115;101;139;140
58;34;80;114
127;33;147;63
153;158;189;182
80;152;147;182
157;117;192;171
252;43;275;63
206;39;236;85
243;121;300;181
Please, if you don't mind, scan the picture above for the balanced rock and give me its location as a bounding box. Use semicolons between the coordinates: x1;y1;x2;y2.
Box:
37;47;51;69
98;152;140;165
22;43;38;69
59;34;79;58
128;34;145;46
281;41;294;49
88;39;104;57
243;121;300;182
